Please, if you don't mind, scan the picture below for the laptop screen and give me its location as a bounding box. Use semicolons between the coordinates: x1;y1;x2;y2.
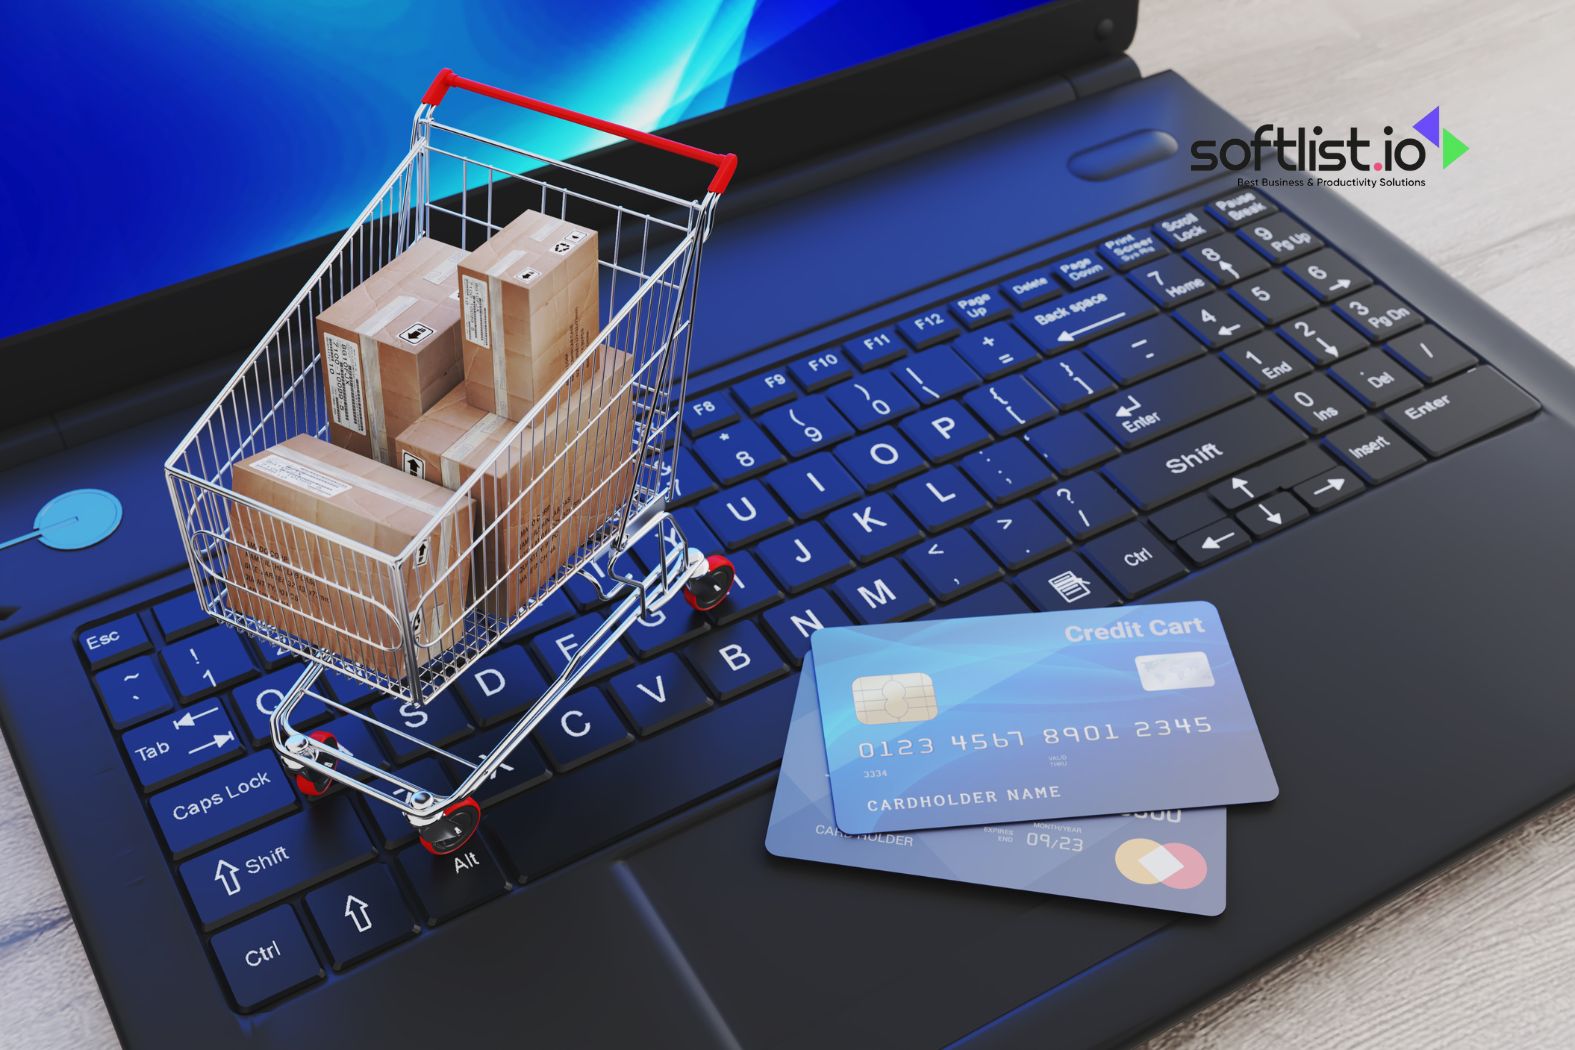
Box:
5;1;1048;339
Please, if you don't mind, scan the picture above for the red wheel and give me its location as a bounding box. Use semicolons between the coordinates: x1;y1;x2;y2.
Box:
418;797;482;856
683;554;735;612
294;730;340;797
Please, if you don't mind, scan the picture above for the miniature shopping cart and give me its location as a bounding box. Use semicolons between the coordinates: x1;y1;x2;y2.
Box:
165;69;738;855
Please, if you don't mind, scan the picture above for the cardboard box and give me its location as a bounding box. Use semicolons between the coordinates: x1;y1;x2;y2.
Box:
317;237;468;465
457;211;599;419
229;436;474;679
395;347;635;618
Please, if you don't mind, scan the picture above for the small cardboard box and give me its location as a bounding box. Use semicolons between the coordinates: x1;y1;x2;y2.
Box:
395;346;635;618
229;436;474;679
317;237;468;465
457;211;599;419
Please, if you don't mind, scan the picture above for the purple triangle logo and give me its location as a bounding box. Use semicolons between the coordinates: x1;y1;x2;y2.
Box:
1413;106;1441;147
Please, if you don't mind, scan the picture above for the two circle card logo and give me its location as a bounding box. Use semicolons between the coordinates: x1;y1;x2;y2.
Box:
1114;837;1208;889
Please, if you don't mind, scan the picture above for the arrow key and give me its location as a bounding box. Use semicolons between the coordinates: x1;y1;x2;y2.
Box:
1235;492;1309;539
305;864;419;970
1171;292;1263;349
1293;467;1366;511
1177;521;1252;565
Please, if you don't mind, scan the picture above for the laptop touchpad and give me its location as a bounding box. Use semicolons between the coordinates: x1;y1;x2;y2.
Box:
623;792;1165;1049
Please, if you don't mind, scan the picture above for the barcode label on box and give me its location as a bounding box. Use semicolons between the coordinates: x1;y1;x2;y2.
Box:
322;333;367;434
462;274;490;349
250;455;353;499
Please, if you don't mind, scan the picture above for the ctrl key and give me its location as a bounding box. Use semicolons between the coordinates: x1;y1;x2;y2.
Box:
210;906;322;1012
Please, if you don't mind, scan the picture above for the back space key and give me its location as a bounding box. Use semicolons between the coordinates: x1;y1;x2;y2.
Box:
1101;399;1304;509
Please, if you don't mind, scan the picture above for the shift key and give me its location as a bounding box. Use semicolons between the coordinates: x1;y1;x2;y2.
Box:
179;797;373;931
1102;400;1304;509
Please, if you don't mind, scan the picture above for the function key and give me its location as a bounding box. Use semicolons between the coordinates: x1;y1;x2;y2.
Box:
1130;255;1211;308
1014;280;1158;352
1153;209;1223;249
949;289;1012;329
151;591;211;642
733;369;798;413
953;322;1038;380
897;308;961;349
1000;269;1062;309
1205;189;1278;228
1328;350;1423;407
1284;249;1372;302
789;349;852;391
1184;234;1269;286
94;654;174;729
397;838;508;925
78;613;150;670
1333;286;1423;341
161;628;255;700
210;905;322;1012
304;864;419;970
682;391;739;437
842;328;906;370
1239;213;1324;263
1383;325;1477;383
1098;229;1168;271
1050;253;1110;290
1382;367;1539;457
122;699;242;791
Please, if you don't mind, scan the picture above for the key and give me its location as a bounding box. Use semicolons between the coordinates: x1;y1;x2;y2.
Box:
953;323;1039;380
899;402;991;461
1084;316;1204;384
835;426;926;489
1099;229;1168;271
790;348;852;391
152;591;210;642
1000;269;1063;308
211;906;322;1011
1087;357;1252;449
934;582;1032;620
1238;213;1323;263
626;600;710;658
1205;189;1277;228
733;369;798;413
534;687;632;771
314;714;388;775
760;396;853;456
179;797;373;930
1041;473;1135;540
692;421;785;484
1149;492;1230;542
606;653;711;735
305;865;419;970
765;453;863;518
842;328;906;370
757;522;854;593
1231;270;1317;325
78;613;150;670
1208;442;1336;509
367;759;451;849
1102;399;1305;509
969;499;1069;570
1322;418;1426;484
1014;279;1157;351
828;372;918;430
230;666;332;746
1023;413;1119;476
893;345;981;403
1184;234;1268;286
697;479;789;549
501;590;576;646
323;670;380;707
682;391;739;438
670;454;716;507
709;550;781;626
1294;467;1366;511
247;637;296;672
686;621;787;699
1285;249;1372;302
1015;552;1120;610
1130;254;1212;307
531;612;634;680
1329;350;1423;407
1177;521;1251;565
832;558;934;623
898;309;961;349
1049;252;1110;290
1154;209;1224;249
1081;522;1188;598
762;591;855;664
1280;308;1368;364
1220;331;1312;390
1383;367;1539;457
94;655;174;729
122;700;242;791
443;724;551;807
1023;351;1118;408
1171;292;1263;348
150;751;297;859
1271;373;1365;435
828;493;923;562
397;838;508;925
454;645;548;727
1384;325;1478;383
1334;286;1423;341
950;288;1012;329
963;376;1058;436
903;530;1002;601
162;628;255;700
961;439;1055;502
370;692;475;764
895;465;990;533
1236;492;1309;538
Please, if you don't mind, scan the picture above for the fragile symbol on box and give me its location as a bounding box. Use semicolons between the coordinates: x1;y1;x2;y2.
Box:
399;323;434;345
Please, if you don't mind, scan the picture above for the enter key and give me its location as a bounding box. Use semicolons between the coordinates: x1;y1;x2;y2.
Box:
1382;367;1540;457
1087;357;1252;448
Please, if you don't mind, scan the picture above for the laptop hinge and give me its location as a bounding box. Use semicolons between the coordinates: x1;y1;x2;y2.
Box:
1066;54;1141;97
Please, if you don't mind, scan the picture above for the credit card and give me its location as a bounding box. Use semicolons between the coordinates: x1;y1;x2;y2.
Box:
767;656;1227;915
812;601;1277;834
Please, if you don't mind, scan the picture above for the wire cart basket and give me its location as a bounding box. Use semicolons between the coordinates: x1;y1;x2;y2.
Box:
164;69;738;855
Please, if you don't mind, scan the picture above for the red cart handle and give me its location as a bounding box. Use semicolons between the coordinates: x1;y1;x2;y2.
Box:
422;68;737;195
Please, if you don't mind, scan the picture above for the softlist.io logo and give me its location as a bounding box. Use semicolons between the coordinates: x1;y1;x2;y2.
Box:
1190;106;1468;187
1413;105;1470;168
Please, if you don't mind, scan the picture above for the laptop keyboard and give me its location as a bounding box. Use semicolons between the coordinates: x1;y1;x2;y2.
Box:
71;187;1539;1012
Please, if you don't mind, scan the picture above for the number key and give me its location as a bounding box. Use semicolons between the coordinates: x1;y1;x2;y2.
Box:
759;397;853;456
1220;332;1312;391
162;628;254;700
1183;234;1269;285
828;372;919;430
1284;249;1372;303
692;420;785;484
1238;213;1324;263
1279;308;1368;364
1230;270;1317;325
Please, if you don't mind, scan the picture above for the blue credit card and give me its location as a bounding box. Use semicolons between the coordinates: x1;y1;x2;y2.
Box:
812;601;1277;834
767;656;1227;915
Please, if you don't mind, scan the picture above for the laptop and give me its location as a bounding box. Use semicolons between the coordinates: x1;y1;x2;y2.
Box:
3;1;1571;1045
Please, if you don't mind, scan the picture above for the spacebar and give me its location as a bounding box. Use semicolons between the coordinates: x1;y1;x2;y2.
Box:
1102;399;1304;509
490;676;796;882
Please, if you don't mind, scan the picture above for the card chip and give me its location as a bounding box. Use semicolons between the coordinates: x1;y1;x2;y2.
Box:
852;673;938;725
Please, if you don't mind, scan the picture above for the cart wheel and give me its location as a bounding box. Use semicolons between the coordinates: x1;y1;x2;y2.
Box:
418;797;482;856
684;553;736;611
294;730;340;798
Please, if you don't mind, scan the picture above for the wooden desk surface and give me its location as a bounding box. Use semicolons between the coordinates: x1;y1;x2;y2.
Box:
3;1;1572;1045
